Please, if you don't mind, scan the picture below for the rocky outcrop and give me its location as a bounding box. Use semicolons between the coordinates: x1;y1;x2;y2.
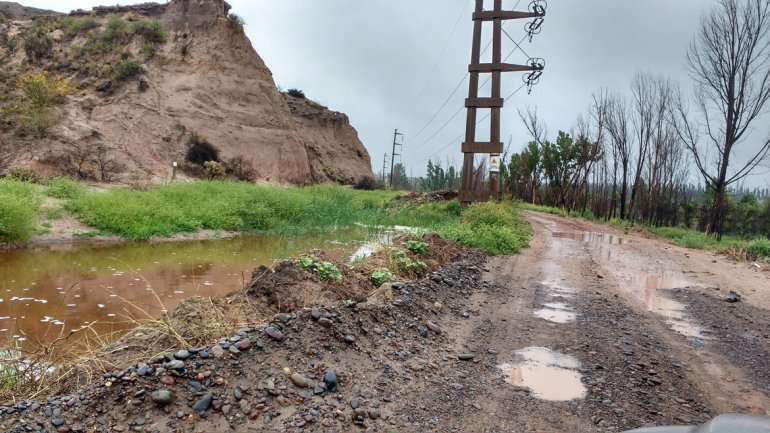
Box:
284;94;373;184
0;2;58;20
0;0;374;184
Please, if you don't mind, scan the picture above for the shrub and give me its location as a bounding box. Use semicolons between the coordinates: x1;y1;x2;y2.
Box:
102;14;128;43
404;240;428;255
297;256;315;268
227;13;245;31
397;257;428;277
140;41;159;57
58;16;99;36
186;134;219;165
129;19;166;44
4;167;43;183
203;161;226;180
314;261;342;282
287;88;306;99
12;104;56;138
355;176;384;191
747;238;770;259
0;180;39;243
46;177;84;199
226;156;256;181
115;58;141;80
23;28;52;59
17;72;72;106
369;268;396;287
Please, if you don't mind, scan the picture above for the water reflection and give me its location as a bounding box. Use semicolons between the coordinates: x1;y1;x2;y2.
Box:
0;233;370;346
500;347;586;401
552;232;627;245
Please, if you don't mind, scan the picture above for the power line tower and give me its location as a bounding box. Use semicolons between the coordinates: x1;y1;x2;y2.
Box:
381;153;390;183
389;129;404;187
459;0;546;205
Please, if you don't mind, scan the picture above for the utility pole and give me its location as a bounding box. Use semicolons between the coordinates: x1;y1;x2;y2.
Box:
389;129;404;188
459;0;546;206
381;153;390;183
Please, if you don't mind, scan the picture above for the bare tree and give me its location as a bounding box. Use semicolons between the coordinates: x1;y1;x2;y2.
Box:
606;94;631;219
675;0;770;238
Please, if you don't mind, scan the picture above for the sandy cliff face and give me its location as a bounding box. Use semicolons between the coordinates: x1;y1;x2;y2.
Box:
285;94;373;184
0;0;373;184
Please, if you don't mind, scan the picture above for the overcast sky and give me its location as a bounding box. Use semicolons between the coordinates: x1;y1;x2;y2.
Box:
24;0;770;186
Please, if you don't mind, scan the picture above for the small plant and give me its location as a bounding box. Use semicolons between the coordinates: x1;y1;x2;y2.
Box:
47;177;83;199
16;72;72;106
355;176;384;191
404;240;428;256
297;256;314;268
287;88;306;99
397;257;428;277
314;261;342;282
114;58;141;80
140;41;160;58
22;27;52;59
130;19;166;44
226;155;256;181
4;167;43;184
227;13;245;31
203;161;226;180
58;16;99;36
369;268;396;287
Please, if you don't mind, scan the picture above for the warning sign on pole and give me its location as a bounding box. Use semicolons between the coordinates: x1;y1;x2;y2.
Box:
489;155;500;173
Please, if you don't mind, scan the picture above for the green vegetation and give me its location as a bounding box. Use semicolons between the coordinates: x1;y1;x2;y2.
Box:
313;261;343;282
370;268;397;287
0;180;42;243
0;179;531;256
58;16;100;36
114;58;141;80
404;240;428;255
287;88;306;99
0;71;72;138
649;226;770;260
227;13;246;32
396;256;429;277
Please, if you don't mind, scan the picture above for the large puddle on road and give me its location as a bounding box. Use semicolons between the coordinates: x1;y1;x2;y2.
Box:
0;231;384;348
499;347;587;401
552;232;627;245
624;274;709;341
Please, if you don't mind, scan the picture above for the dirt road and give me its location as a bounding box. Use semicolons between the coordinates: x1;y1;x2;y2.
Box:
421;211;770;432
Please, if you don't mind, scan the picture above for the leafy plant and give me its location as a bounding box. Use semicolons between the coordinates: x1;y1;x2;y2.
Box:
297;257;314;268
203;161;226;180
114;58;141;80
404;240;428;255
369;268;396;287
397;257;428;277
314;261;342;282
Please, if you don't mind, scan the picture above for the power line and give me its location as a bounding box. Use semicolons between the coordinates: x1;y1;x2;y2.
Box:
407;0;471;116
411;82;529;167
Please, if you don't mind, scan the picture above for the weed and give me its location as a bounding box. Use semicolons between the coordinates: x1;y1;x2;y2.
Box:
58;16;99;36
404;240;428;255
314;262;342;282
397;257;428;277
287;88;305;99
140;41;159;58
46;177;84;199
203;161;226;180
369;268;397;287
114;58;141;80
129;19;166;44
22;27;52;59
0;179;41;243
355;176;384;191
227;13;245;32
297;256;315;268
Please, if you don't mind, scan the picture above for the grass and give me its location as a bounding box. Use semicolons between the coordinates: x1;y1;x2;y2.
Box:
514;201;566;217
0;180;43;243
649;226;770;260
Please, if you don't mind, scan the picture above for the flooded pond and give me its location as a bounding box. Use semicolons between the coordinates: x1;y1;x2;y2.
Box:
500;347;587;401
0;231;382;348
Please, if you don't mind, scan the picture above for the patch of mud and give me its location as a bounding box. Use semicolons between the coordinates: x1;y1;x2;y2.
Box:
533;308;576;324
499;347;586;401
552;232;627;245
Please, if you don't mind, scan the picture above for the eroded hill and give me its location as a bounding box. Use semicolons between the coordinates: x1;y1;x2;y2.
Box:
0;0;373;185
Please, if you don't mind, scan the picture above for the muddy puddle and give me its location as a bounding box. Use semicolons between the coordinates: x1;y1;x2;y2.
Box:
624;274;709;341
499;347;587;401
552;232;627;245
535;281;578;323
0;231;386;348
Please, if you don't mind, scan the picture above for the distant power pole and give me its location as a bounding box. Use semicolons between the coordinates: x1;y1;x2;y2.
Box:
381;153;390;183
389;129;404;187
459;0;546;205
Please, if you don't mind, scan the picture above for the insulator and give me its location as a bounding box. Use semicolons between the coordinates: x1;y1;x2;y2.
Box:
529;0;547;15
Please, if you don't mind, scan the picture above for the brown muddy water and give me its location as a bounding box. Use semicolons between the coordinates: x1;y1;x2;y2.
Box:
552;231;627;245
499;347;587;401
0;232;380;349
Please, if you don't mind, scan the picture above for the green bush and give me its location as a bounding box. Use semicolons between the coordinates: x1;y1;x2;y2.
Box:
287;88;306;99
102;14;128;43
404;240;428;255
140;41;160;57
0;180;40;243
355;176;384;191
46;177;84;199
129;19;166;44
314;261;342;282
58;16;99;36
397;257;428;277
370;268;397;287
746;239;770;259
227;13;245;31
114;58;141;80
23;28;52;59
439;201;531;255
